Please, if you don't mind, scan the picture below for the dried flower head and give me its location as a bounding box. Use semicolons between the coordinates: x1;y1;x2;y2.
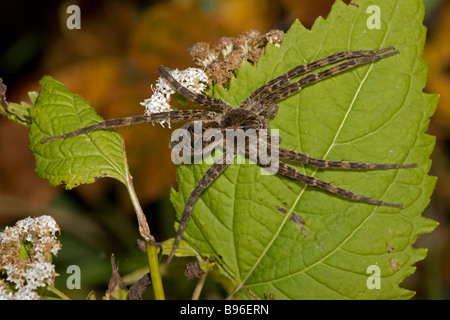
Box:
265;29;285;47
190;42;214;68
140;67;209;128
190;29;285;85
0;215;61;300
214;37;234;58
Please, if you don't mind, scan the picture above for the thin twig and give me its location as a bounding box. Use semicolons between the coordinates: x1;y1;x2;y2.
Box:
123;143;165;300
45;284;71;300
191;270;209;300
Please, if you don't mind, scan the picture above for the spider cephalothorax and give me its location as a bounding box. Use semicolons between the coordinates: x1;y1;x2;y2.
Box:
220;108;267;130
41;46;416;263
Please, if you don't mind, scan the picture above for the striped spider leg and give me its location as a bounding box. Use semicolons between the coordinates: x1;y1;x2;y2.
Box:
262;48;400;108
260;143;416;208
157;66;233;113
167;152;235;263
276;146;416;171
41;110;218;143
242;46;399;115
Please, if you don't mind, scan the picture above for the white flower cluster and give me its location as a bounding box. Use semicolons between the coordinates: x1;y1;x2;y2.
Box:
140;68;209;128
0;215;61;300
1;261;56;300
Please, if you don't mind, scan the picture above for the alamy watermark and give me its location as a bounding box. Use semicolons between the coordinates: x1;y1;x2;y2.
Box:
366;264;381;289
66;265;81;289
66;5;81;30
170;121;280;175
366;5;381;30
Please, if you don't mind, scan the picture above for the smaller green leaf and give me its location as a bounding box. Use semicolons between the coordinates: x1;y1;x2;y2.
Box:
87;291;97;300
29;76;130;189
161;236;203;261
0;79;36;127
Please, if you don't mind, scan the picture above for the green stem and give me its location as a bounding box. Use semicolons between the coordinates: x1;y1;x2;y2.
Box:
120;138;165;300
145;242;165;300
125;177;165;300
45;285;71;300
191;270;208;300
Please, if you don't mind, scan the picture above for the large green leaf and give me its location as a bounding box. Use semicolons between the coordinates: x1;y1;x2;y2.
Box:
29;76;130;188
171;0;437;299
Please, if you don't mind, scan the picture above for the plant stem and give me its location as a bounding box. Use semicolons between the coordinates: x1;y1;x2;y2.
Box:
191;271;208;300
125;176;165;300
45;284;71;300
120;139;165;300
145;242;165;300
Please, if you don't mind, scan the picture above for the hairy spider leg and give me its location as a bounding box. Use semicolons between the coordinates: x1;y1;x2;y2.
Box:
264;50;399;106
41;110;217;143
242;46;396;113
249;141;406;208
276;161;403;208
274;145;417;170
167;152;236;263
158;66;233;112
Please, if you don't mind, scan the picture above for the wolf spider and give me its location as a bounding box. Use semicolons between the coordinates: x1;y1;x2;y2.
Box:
42;46;416;263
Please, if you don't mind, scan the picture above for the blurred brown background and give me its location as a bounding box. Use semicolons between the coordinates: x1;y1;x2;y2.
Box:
0;0;447;299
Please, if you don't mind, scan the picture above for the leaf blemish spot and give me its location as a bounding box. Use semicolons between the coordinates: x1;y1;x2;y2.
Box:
390;258;399;273
290;213;305;225
277;206;288;214
290;213;309;237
